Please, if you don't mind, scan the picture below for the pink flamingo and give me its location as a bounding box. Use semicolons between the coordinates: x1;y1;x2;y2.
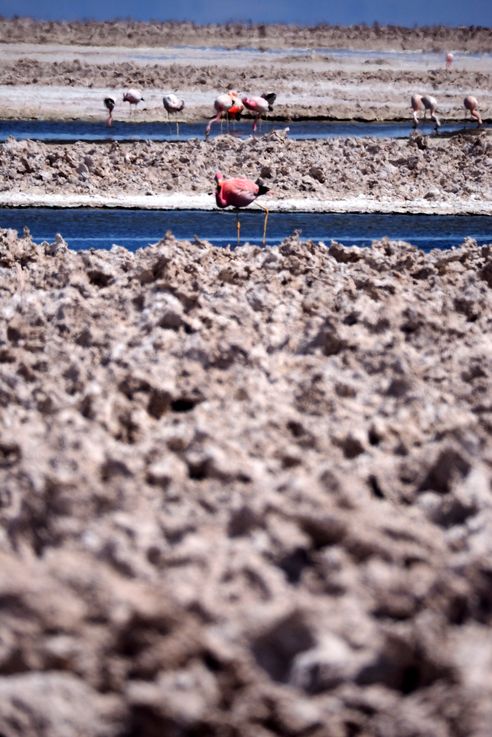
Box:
241;93;276;133
122;88;144;114
411;94;440;130
422;95;441;130
411;94;424;127
464;95;482;126
226;91;244;123
205;91;238;136
103;97;115;127
163;93;185;134
445;52;454;70
214;170;270;245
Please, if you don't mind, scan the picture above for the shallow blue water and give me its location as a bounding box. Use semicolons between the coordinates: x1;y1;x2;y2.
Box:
0;118;470;143
1;208;490;251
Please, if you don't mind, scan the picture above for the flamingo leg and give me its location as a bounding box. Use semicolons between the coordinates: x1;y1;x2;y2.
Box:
236;212;241;247
206;113;221;137
256;203;269;246
262;208;269;246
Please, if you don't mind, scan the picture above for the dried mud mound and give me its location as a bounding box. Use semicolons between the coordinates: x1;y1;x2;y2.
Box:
1;132;491;208
0;59;488;101
0;19;490;52
1;231;492;737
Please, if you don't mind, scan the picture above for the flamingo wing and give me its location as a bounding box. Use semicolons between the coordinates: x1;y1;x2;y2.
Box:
242;96;269;114
221;178;258;207
230;178;258;195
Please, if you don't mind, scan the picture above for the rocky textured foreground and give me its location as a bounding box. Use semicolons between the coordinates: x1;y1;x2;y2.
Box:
0;229;491;736
1;131;491;213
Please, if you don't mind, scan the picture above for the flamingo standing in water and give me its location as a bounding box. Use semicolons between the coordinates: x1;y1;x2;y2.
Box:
163;94;185;134
103;97;115;127
411;94;440;130
445;52;454;70
464;95;482;127
241;93;276;133
123;89;144;115
205;91;238;136
422;95;441;130
411;94;424;127
214;170;270;246
226;92;244;123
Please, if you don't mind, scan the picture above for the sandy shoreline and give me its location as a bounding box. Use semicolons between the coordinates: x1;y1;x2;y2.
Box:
2;191;491;216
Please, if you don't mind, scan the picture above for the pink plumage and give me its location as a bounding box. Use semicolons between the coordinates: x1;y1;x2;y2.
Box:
464;95;482;126
122;89;144;114
241;95;270;116
205;91;238;136
241;93;276;132
214;170;270;246
214;171;269;209
411;93;440;129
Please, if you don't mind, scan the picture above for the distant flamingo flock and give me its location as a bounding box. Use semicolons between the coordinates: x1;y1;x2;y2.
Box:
104;87;280;134
411;91;483;131
99;51;485;245
106;55;484;136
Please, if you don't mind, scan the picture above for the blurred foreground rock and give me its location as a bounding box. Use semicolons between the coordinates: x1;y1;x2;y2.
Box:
0;229;491;736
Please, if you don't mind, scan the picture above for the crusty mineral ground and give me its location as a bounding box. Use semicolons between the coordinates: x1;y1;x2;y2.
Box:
0;19;490;217
0;230;491;737
1;131;491;214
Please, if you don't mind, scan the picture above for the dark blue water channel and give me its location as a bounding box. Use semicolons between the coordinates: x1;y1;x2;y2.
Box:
0;118;471;143
1;208;490;251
